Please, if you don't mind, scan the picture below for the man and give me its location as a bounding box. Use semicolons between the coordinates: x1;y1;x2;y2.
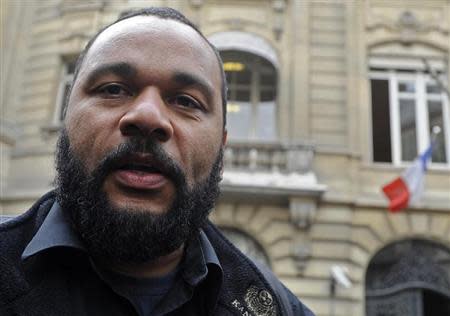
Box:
0;7;314;316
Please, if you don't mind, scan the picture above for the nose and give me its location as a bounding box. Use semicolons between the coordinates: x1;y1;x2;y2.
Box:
118;87;174;142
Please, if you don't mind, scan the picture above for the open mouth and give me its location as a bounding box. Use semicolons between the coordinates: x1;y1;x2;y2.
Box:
114;153;166;174
119;163;160;173
112;154;169;190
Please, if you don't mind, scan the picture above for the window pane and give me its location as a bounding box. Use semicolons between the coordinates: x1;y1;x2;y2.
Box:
59;83;71;121
256;101;276;140
221;50;277;140
235;89;251;102
225;64;251;86
426;83;441;94
371;79;392;162
57;59;77;122
260;73;276;86
260;89;276;102
428;100;447;163
225;71;232;84
399;99;417;161
67;60;77;74
236;69;251;84
398;81;415;93
227;86;251;102
226;102;252;140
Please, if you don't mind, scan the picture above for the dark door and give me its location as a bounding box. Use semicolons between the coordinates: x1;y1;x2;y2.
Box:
365;239;450;316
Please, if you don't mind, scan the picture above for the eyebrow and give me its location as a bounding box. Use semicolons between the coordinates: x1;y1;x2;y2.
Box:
84;62;137;88
172;71;215;105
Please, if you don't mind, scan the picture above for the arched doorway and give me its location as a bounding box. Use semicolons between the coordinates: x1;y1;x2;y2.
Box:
366;239;450;316
220;227;271;267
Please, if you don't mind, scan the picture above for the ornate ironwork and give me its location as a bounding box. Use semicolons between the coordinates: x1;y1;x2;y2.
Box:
366;289;422;316
366;239;450;316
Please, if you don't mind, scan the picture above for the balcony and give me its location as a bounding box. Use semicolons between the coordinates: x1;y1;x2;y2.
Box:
220;142;327;229
221;142;326;197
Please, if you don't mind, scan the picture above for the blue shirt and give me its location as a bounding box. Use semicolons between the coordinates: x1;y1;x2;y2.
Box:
22;202;223;316
93;262;179;315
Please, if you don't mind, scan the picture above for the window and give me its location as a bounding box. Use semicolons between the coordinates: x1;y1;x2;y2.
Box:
370;68;449;166
221;50;277;141
53;58;77;124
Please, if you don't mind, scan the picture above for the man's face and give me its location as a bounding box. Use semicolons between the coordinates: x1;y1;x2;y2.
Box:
65;16;226;213
56;16;226;264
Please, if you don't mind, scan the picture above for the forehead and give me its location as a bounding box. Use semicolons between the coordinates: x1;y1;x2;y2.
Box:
79;15;220;88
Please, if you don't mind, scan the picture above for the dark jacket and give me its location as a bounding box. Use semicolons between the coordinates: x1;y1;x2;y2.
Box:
0;191;314;316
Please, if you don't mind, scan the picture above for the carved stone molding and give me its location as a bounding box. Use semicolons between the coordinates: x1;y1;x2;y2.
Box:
289;197;317;230
189;0;204;8
208;31;279;68
292;242;312;273
58;0;106;14
189;0;204;27
0;119;20;146
286;148;313;174
367;10;449;44
58;32;91;57
223;18;246;31
272;0;286;41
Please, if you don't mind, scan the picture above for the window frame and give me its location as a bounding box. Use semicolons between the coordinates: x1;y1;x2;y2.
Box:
222;50;278;142
369;69;450;167
53;58;76;125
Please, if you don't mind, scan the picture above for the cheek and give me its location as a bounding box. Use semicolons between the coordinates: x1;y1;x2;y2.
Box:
176;122;223;184
65;104;120;172
66;114;94;156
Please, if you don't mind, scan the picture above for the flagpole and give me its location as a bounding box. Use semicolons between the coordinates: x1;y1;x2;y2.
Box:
382;126;441;212
421;58;450;100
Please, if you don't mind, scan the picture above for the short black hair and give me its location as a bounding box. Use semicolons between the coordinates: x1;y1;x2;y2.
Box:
66;7;227;126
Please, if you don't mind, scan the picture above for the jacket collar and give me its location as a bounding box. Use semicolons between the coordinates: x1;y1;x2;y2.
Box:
21;200;223;314
21;202;84;260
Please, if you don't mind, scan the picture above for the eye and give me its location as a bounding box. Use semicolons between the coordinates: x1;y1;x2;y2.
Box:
96;83;131;97
168;95;202;110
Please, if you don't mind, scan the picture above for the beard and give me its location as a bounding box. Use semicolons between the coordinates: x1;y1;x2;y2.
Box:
55;128;222;265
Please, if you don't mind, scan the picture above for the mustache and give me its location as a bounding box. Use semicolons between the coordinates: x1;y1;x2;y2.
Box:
90;137;185;187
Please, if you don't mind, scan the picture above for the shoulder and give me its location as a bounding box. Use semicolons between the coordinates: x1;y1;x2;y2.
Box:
253;260;315;316
0;191;56;264
0;191;56;304
203;221;315;316
0;192;54;272
0;191;55;234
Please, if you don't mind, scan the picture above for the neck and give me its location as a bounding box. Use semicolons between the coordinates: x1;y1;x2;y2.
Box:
99;245;184;278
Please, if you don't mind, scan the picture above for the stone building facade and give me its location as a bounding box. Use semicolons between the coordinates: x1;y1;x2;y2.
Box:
1;1;450;315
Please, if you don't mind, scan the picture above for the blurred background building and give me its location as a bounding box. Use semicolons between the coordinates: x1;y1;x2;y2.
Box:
1;1;450;315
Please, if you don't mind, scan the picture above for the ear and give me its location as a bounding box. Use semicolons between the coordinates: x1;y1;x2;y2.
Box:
220;129;228;178
222;129;228;147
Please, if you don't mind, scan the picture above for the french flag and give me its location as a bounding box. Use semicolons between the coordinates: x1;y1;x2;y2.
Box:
382;144;434;212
